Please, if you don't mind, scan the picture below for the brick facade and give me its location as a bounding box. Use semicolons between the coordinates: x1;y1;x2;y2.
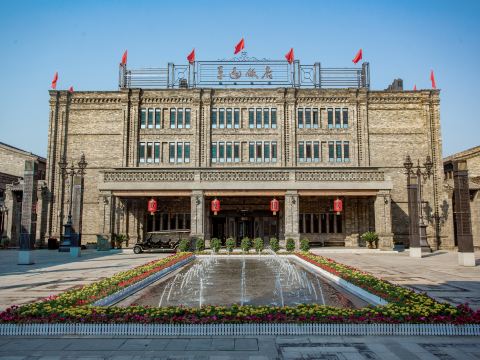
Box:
45;88;449;249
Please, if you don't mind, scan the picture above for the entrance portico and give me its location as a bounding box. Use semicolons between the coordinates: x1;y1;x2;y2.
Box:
98;167;394;249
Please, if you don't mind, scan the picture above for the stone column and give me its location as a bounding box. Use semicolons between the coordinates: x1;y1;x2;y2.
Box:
284;190;300;248
408;176;421;257
4;185;14;243
190;190;205;240
453;160;475;266
18;160;38;265
98;192;114;248
374;190;393;250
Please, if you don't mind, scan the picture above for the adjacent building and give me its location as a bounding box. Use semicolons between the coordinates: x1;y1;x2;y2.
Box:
0;142;47;245
43;56;449;249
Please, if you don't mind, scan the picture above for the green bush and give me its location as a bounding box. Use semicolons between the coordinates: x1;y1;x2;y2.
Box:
211;238;221;253
361;231;379;248
195;238;205;252
269;237;280;252
114;234;128;249
253;237;264;253
178;238;190;252
300;238;310;252
286;238;296;252
241;237;251;253
225;238;235;253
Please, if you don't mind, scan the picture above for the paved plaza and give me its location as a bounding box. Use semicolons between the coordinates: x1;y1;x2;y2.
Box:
0;249;479;359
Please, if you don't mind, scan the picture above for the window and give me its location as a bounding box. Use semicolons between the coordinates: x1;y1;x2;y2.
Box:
185;109;191;129
146;142;153;163
328;141;334;162
249;142;255;162
184;143;190;163
256;109;262;128
271;142;277;162
234;142;240;162
313;109;319;128
176;143;183;163
155;109;161;129
154;142;160;163
139;142;146;163
211;143;217;162
263;108;270;128
256;142;262;161
234;108;240;128
305;141;312;162
328;213;335;233
298;109;304;128
321;214;327;233
170;109;176;128
271;109;277;128
140;109;146;129
305;214;311;233
336;214;343;233
313;141;320;162
226;109;232;128
305;108;311;129
342;108;348;128
335;109;341;129
219;108;225;129
147;109;154;129
313;214;319;233
299;214;304;233
219;142;225;162
344;141;350;162
298;142;305;162
249;109;255;128
226;142;232;162
211;109;217;129
264;141;270;162
177;108;184;129
327;108;333;129
169;143;175;163
336;141;342;162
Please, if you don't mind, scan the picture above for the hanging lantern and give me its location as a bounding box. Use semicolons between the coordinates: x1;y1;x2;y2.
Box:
270;198;279;215
211;198;220;215
333;198;343;215
147;198;157;215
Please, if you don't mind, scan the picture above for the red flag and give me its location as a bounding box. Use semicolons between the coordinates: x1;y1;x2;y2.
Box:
234;38;244;55
51;72;58;89
285;48;294;64
430;70;436;89
352;49;363;64
413;84;417;91
121;50;127;66
69;86;74;93
187;49;195;64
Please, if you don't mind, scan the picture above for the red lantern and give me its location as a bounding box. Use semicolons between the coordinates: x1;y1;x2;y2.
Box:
148;198;157;215
333;198;343;215
270;198;279;215
211;198;220;215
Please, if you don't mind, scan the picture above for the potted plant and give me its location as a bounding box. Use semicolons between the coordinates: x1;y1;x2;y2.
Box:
211;238;221;253
241;237;251;253
361;231;379;249
269;237;280;252
253;237;264;254
1;238;10;249
195;238;205;252
114;234;128;249
225;238;235;254
286;238;295;252
300;238;310;252
178;238;190;252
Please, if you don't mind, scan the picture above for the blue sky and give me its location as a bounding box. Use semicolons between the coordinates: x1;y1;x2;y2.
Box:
0;0;479;157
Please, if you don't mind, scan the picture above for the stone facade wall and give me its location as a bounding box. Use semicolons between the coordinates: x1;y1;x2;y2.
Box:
46;88;444;248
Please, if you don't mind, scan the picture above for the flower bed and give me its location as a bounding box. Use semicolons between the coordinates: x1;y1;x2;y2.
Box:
0;252;479;325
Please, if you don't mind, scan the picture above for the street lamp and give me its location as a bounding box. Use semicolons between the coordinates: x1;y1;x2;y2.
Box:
58;154;87;256
404;154;433;256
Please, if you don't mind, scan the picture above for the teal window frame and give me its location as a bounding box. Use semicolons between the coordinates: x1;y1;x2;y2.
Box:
342;108;348;128
147;109;154;129
154;142;160;163
327;109;333;129
140;109;146;129
211;109;217;129
184;142;190;163
139;142;145;163
271;108;277;129
226;109;233;129
177;108;184;129
155;109;161;129
170;109;176;129
298;142;305;162
263;108;270;129
219;108;225;129
234;108;240;129
249;142;255;162
211;142;217;162
271;142;277;162
185;109;191;129
298;109;304;128
249;109;254;128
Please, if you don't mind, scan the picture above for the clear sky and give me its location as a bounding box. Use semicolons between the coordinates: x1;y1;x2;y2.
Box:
0;0;479;157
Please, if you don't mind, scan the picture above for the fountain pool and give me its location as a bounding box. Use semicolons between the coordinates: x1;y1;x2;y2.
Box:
116;256;369;309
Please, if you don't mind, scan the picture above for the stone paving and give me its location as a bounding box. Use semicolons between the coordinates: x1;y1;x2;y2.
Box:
0;335;480;359
0;249;169;310
310;249;480;310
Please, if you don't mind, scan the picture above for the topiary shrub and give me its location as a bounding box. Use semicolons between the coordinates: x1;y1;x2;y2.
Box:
253;237;264;253
269;237;280;252
211;238;221;253
225;238;235;253
361;231;379;248
195;238;205;252
241;237;251;253
300;238;310;252
178;238;190;252
286;238;296;252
